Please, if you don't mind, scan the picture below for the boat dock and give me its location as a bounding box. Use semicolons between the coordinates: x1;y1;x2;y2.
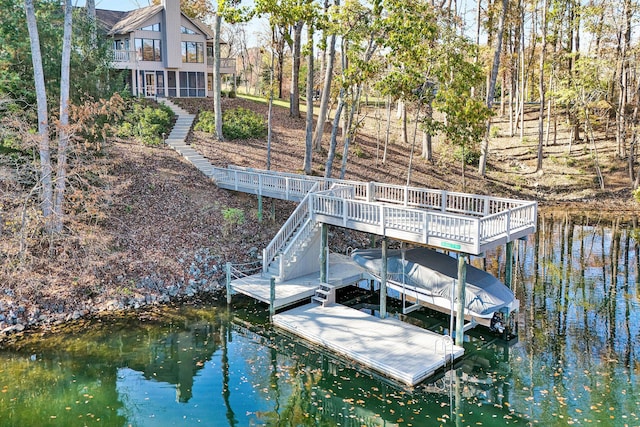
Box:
273;303;464;386
161;124;537;386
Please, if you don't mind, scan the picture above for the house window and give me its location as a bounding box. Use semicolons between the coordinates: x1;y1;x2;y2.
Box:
181;41;204;63
181;26;198;35
114;39;128;50
135;38;162;61
179;71;205;97
140;23;160;31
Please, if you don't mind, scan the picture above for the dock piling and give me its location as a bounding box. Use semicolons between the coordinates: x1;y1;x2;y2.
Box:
226;262;232;304
455;254;467;346
380;238;388;319
269;277;276;319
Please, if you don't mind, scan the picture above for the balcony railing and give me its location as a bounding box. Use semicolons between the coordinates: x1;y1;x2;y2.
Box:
113;50;135;63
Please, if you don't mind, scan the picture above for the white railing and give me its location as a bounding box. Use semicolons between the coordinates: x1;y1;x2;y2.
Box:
280;217;318;268
262;182;319;273
478;202;537;243
113;50;135;62
211;165;537;254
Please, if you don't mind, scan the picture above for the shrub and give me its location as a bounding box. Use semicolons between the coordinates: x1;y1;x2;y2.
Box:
194;107;266;140
194;111;216;133
222;107;266;140
116;101;174;145
222;207;245;236
228;90;237;98
453;145;481;165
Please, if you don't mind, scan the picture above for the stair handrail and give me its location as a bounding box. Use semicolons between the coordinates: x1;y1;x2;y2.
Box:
262;181;321;273
278;216;319;271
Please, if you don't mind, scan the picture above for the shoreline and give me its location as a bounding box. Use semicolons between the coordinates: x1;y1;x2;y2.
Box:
1;201;637;344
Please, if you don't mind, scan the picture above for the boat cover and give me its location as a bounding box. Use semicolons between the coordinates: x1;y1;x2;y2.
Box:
351;247;515;316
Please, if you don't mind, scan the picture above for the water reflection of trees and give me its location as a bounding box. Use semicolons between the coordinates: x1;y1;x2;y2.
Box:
497;211;640;424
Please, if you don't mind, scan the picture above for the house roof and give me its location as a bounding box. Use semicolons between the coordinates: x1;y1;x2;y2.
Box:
95;5;215;40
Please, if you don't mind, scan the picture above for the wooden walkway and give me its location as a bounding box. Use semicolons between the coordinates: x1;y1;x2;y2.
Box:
273;303;464;386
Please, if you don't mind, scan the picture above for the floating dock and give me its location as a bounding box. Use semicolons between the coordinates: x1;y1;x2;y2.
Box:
273;303;464;386
229;253;367;310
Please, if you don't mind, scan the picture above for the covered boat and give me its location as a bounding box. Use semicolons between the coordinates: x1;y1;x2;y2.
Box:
350;247;518;332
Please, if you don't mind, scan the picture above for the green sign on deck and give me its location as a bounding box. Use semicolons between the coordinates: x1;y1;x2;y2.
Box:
441;241;461;250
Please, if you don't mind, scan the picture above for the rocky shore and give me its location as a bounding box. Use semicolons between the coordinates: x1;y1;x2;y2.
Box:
0;247;232;340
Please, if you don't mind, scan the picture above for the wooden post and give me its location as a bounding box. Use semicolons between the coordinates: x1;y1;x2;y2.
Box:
225;262;232;304
269;277;276;320
380;238;388;319
320;223;328;283
455;253;467;347
505;241;513;288
257;194;263;222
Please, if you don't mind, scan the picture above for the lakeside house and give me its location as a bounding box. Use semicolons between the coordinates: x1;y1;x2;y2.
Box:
96;0;235;98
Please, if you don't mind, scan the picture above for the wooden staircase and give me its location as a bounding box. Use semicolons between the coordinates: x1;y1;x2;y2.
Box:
311;283;336;307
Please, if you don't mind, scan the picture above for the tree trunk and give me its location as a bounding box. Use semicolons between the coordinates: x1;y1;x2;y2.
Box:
86;0;96;47
24;0;53;230
616;0;632;159
324;95;344;178
340;83;364;180
421;101;433;161
536;0;548;172
313;0;339;151
289;20;303;118
303;24;314;174
276;26;286;99
213;14;223;140
400;102;408;144
267;46;275;170
52;0;73;233
383;95;391;164
478;0;508;176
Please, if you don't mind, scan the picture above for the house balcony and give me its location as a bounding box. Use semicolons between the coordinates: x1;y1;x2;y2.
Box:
208;57;237;75
112;50;137;69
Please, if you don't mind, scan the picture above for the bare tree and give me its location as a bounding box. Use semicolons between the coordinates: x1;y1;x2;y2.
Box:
536;0;548;172
52;0;73;232
289;20;303;118
303;23;314;174
478;0;508;176
213;13;224;139
313;0;339;151
24;0;53;230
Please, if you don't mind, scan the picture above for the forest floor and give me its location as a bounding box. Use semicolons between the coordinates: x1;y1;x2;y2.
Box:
0;96;638;340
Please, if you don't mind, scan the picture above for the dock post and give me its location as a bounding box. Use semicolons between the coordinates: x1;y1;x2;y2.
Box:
380;238;388;319
226;262;232;305
320;223;328;283
269;277;276;320
505;241;513;288
257;195;263;222
455;253;467;347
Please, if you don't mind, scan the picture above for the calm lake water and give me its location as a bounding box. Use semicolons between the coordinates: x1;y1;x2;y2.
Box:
0;211;638;426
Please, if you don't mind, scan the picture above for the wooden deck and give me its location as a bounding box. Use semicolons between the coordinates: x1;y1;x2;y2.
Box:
273;303;464;386
229;253;367;310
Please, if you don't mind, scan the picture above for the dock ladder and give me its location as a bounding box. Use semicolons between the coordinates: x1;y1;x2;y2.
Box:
311;283;336;307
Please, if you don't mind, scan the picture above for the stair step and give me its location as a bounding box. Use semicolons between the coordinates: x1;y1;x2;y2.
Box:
315;289;330;296
311;296;326;305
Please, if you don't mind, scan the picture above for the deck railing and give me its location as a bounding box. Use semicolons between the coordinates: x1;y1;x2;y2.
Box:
262;182;320;273
212;165;537;254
